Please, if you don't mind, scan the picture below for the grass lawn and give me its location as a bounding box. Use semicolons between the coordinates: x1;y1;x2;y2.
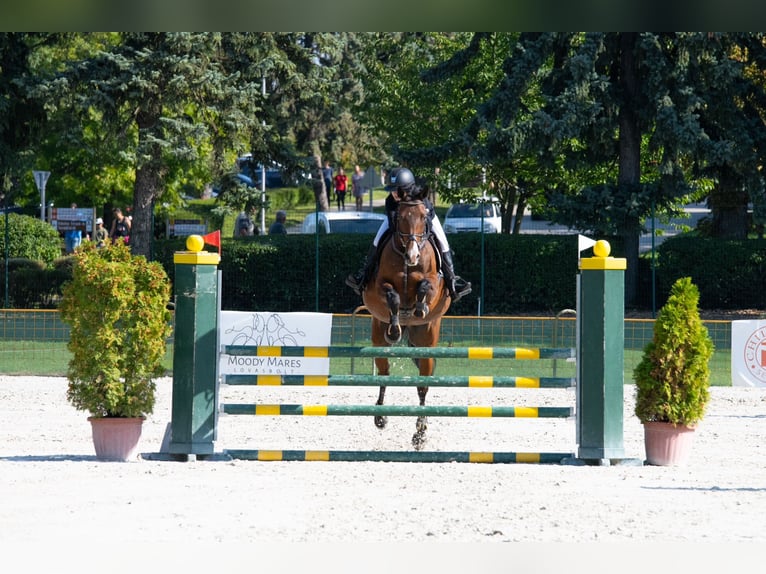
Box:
0;341;175;377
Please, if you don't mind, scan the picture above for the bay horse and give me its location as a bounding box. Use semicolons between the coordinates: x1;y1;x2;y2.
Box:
361;187;451;450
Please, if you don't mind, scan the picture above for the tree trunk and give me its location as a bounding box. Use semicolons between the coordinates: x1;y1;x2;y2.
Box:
130;105;165;259
130;162;161;259
709;166;748;239
513;198;527;235
501;183;518;234
312;154;330;212
619;32;641;307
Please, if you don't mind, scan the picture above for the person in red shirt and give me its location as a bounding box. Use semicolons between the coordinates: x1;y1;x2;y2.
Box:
334;167;348;211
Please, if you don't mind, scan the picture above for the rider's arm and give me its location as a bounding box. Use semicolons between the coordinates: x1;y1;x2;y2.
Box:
424;199;437;220
384;192;399;226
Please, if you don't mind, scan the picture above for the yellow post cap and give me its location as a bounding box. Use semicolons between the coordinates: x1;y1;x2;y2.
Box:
580;239;626;270
174;234;220;265
593;239;610;257
186;234;204;252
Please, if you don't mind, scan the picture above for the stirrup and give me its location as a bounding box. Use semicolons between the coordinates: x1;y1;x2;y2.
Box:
451;279;472;302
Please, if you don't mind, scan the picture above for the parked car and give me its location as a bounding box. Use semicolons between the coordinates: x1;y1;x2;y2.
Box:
237;154;309;188
443;200;502;233
300;211;386;234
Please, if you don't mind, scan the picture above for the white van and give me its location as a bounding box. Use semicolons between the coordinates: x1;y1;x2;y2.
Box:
443;200;502;233
300;211;386;234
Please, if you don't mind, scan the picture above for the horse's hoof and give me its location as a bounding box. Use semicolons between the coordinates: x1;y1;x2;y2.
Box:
414;306;428;319
412;431;427;450
385;325;402;344
375;416;388;429
412;417;428;450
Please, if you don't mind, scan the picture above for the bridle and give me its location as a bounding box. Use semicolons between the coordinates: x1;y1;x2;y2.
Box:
392;200;431;264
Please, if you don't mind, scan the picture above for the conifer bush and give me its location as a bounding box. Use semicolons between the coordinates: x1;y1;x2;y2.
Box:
634;276;714;426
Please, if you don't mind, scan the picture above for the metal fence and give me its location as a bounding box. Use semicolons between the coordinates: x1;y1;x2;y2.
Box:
0;308;735;386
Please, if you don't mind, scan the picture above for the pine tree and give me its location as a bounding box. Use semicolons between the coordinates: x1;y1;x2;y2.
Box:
384;32;766;305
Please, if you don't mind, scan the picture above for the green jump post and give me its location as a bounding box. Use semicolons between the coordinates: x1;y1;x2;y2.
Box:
576;240;632;464
168;235;220;457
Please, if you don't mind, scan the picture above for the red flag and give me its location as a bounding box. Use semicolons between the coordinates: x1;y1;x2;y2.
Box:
202;230;221;255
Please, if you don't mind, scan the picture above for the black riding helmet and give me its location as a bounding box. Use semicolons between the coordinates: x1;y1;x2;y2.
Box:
385;167;416;191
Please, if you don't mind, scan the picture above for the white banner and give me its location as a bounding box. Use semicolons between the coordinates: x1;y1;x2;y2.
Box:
219;311;333;376
731;320;766;387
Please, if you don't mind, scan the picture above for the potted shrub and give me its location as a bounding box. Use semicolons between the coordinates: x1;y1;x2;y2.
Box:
633;276;714;466
59;239;172;461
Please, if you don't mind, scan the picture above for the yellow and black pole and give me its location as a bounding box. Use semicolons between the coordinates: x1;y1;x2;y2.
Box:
168;234;220;457
576;240;631;463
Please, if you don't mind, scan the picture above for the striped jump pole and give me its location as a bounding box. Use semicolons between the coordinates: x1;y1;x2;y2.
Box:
220;403;574;418
224;450;572;464
224;344;575;360
224;374;576;388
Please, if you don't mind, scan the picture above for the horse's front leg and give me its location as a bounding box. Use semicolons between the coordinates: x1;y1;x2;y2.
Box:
414;279;431;319
374;357;389;429
412;384;429;450
383;283;402;343
412;357;434;450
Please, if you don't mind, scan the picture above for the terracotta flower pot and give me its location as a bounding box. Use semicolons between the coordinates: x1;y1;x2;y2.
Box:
643;421;697;466
88;417;145;461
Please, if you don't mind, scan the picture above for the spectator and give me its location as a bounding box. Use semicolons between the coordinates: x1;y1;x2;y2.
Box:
94;217;108;248
64;203;83;254
268;210;288;235
322;161;333;200
352;165;366;211
110;207;131;244
334;167;348;211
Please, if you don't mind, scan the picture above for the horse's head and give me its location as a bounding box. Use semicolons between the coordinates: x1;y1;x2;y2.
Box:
394;200;430;267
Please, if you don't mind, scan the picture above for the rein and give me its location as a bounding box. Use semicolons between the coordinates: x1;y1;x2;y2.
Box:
390;199;433;313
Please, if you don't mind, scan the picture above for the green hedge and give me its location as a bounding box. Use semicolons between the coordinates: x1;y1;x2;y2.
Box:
446;233;580;315
0;213;63;264
153;233;581;315
655;235;766;309
0;256;75;308
10;231;766;314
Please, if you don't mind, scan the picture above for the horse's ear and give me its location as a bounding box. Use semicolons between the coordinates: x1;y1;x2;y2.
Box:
411;185;428;201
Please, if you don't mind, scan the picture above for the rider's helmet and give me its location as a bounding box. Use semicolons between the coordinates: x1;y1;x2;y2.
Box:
385;167;416;191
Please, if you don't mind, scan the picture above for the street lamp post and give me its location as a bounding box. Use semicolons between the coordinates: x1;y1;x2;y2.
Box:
479;194;486;316
2;188;9;309
260;76;267;234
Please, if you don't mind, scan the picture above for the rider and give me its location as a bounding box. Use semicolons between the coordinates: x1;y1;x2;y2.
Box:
345;167;472;302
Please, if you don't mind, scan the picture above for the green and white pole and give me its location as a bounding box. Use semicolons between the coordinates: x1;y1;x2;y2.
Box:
576;240;629;463
168;235;220;456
